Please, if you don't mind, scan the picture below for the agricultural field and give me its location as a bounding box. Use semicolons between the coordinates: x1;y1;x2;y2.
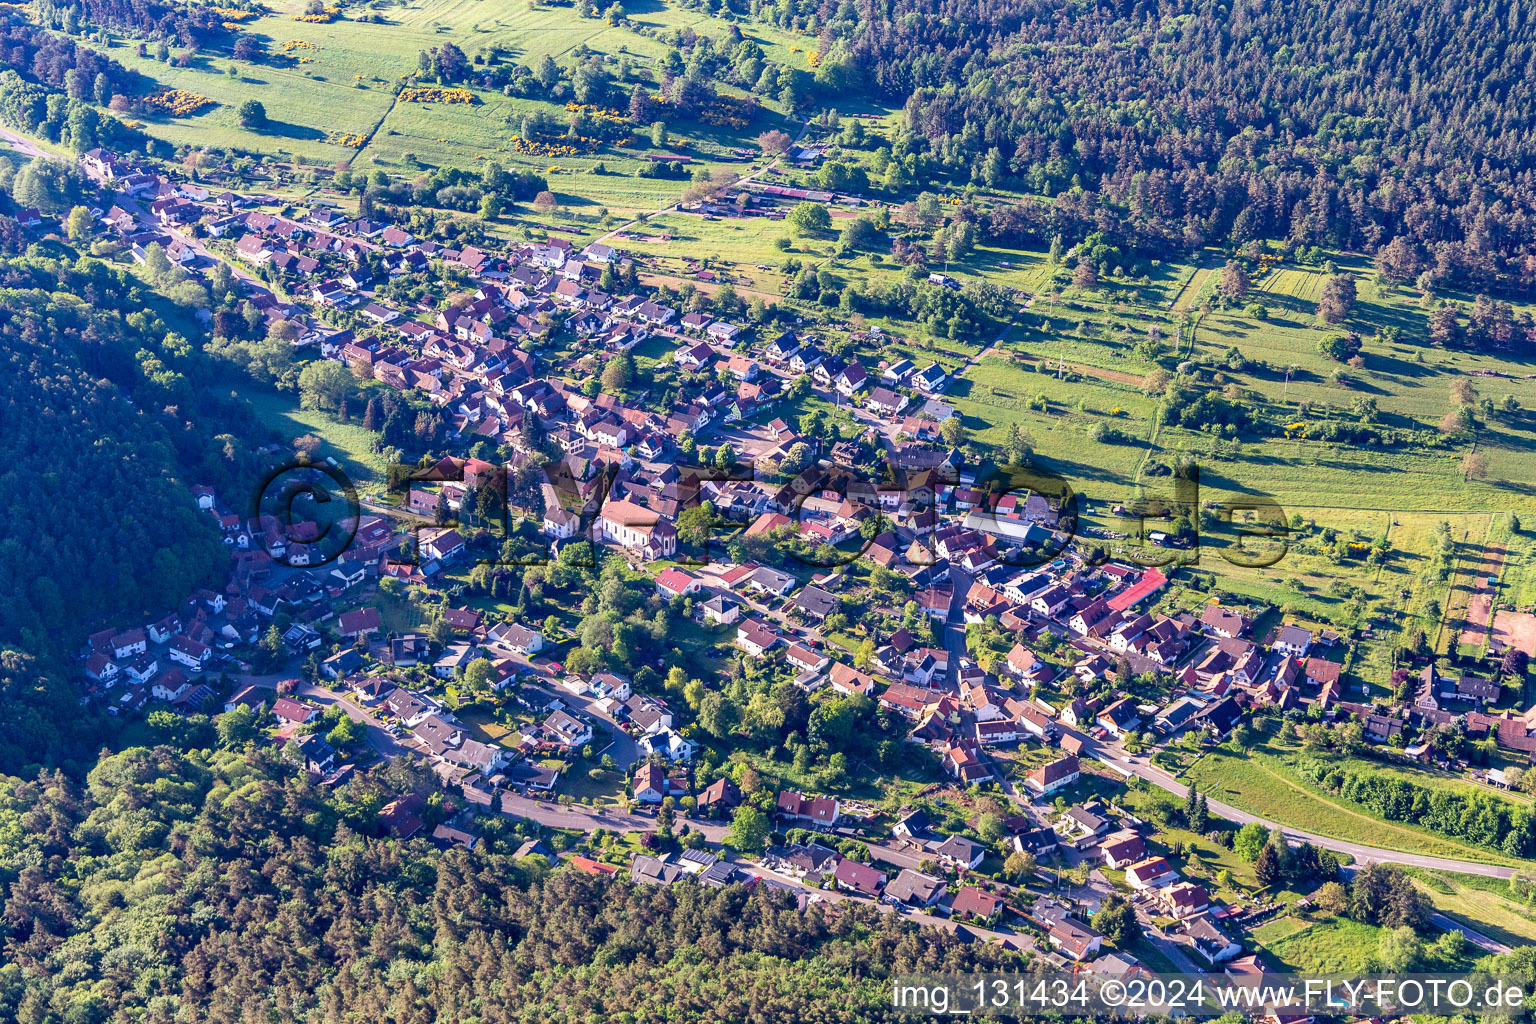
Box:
83;0;811;206
926;250;1536;689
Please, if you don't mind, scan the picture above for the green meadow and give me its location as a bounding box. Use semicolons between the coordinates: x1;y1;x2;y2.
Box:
84;0;809;206
1182;734;1525;867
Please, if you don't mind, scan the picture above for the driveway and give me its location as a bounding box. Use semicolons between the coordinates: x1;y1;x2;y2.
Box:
290;678;414;760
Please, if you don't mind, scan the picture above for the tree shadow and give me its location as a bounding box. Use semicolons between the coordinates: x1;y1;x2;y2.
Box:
261;121;328;142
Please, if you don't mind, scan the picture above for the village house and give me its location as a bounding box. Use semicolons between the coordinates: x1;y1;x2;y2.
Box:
1048;918;1104;961
885;868;946;907
735;618;781;656
777;790;840;827
834;859;887;899
1026;755;1080;795
1125;856;1179;890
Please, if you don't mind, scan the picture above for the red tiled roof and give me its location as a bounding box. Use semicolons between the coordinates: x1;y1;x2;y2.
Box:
1107;568;1168;612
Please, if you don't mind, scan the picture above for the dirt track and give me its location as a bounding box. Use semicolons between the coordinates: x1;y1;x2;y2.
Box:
1460;542;1506;649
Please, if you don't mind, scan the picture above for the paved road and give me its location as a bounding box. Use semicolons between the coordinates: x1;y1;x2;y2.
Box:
1428;912;1511;954
500;792;731;840
506;797;1031;948
941;566;971;688
166;220;265;289
745;859;1036;949
1079;735;1522;879
290;678;415;760
556;685;642;769
0;125;49;161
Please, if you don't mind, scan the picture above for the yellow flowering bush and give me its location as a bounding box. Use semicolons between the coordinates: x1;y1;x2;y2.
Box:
400;87;477;104
142;89;216;116
509;133;623;157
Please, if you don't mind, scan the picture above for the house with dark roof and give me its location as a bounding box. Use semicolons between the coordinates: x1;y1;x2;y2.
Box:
931;834;984;869
1195;695;1243;738
892;808;932;840
631;854;684;886
865;386;909;417
1444;675;1501;704
1153;696;1205;735
766;842;839;877
1273;624;1313;656
292;733;336;773
1096;697;1141;737
1012;828;1059;857
885;868;945;907
1184;917;1242;963
793;585;840;622
701;594;741;624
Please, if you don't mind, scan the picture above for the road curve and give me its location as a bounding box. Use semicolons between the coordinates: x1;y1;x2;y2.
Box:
1079;737;1522;879
0;126;49;161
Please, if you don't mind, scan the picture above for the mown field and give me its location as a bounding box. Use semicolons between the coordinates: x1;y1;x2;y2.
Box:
1182;740;1526;866
246;388;389;488
1407;869;1536;948
82;0;812;207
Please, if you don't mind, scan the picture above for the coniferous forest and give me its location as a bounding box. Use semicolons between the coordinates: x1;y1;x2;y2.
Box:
807;0;1536;294
0;746;1019;1024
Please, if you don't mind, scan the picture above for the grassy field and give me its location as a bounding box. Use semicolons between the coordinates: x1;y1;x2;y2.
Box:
1182;741;1525;866
1261;918;1384;973
245;388;389;488
82;0;804;206
951;356;1153;494
1407;869;1536;948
